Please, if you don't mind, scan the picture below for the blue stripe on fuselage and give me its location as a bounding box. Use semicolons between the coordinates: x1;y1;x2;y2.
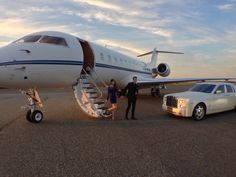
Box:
0;60;151;75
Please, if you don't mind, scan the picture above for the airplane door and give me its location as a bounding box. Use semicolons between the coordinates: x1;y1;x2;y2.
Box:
78;40;95;74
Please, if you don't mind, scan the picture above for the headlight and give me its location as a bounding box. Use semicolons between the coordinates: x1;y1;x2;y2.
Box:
178;99;188;108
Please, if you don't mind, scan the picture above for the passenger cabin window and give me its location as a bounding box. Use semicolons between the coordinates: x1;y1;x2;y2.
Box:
14;35;41;43
226;85;235;93
100;53;104;60
39;36;68;47
215;85;225;94
107;55;111;62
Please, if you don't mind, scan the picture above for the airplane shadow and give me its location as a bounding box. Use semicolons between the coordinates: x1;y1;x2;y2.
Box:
39;109;236;129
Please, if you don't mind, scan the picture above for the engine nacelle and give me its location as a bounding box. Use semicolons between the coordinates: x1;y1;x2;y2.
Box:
152;63;171;77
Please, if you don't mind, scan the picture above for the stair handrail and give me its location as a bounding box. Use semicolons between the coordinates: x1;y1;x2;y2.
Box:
82;68;103;99
87;64;108;88
76;74;99;116
77;86;97;116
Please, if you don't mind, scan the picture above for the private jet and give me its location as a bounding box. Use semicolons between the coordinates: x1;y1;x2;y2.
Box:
0;31;234;123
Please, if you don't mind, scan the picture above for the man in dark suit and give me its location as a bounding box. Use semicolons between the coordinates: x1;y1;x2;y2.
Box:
123;76;139;120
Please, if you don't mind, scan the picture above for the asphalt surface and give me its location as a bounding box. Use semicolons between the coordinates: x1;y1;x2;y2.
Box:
0;85;236;177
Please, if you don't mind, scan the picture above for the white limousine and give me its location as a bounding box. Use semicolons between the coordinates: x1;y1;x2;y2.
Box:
162;82;236;120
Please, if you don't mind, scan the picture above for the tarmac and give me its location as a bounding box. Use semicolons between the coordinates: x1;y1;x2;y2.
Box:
0;84;236;177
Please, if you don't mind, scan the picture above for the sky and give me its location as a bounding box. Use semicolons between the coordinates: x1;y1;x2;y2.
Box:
0;0;236;78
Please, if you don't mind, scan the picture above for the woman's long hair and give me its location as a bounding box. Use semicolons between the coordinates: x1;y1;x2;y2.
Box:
110;79;117;89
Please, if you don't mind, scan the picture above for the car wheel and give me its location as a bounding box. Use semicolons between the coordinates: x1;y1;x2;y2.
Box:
192;103;206;121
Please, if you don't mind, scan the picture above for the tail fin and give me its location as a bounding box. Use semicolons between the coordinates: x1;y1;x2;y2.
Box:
137;48;184;67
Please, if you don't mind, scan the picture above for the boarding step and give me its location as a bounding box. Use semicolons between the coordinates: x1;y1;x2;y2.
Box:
86;93;98;98
94;101;105;105
81;83;92;88
84;88;96;93
94;103;105;109
79;79;89;84
85;91;97;94
98;106;108;110
89;95;99;99
80;74;88;79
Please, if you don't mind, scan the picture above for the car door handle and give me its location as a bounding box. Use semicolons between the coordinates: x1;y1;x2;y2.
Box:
19;49;31;54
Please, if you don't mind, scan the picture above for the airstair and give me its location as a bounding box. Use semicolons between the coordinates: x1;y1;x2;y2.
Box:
73;68;110;118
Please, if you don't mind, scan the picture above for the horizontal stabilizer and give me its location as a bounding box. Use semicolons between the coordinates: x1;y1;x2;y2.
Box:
137;50;184;57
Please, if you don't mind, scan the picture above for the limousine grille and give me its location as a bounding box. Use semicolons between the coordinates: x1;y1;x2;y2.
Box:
166;96;178;108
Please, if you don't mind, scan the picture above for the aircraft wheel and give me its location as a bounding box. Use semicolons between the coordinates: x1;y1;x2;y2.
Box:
31;110;43;123
26;110;33;122
192;103;206;121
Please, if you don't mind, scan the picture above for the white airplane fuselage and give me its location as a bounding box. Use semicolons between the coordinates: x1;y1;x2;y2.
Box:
0;31;152;89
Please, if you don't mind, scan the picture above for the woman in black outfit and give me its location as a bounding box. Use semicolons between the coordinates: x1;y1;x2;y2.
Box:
107;79;118;120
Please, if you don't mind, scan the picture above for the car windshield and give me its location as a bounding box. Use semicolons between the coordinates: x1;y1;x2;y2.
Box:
189;84;216;93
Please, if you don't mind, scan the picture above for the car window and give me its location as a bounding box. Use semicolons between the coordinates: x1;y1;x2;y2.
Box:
226;85;235;93
215;85;225;94
189;84;216;93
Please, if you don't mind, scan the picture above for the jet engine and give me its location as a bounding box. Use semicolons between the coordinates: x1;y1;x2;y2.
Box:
152;63;171;77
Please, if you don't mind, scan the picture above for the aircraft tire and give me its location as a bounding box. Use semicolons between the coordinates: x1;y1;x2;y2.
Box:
26;110;33;122
31;110;43;123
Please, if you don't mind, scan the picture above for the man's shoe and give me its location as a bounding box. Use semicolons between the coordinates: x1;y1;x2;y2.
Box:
131;117;138;120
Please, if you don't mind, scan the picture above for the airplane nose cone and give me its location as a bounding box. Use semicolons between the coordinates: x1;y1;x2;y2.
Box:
0;46;11;88
0;45;11;63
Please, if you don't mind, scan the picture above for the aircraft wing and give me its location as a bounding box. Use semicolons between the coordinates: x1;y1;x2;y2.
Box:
137;77;236;87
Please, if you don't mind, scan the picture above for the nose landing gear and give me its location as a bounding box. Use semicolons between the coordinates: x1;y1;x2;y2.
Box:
23;88;44;123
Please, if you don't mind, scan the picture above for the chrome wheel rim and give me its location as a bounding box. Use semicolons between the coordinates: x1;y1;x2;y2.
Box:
194;105;204;120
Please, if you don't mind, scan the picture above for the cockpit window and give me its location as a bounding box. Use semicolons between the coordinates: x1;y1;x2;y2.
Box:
39;36;68;47
14;35;42;43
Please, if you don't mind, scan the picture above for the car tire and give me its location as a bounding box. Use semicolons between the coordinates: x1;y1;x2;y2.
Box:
192;103;206;121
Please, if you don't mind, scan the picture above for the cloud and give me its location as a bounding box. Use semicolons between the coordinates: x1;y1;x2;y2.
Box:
73;0;122;10
0;18;37;37
72;0;174;37
217;3;236;11
95;38;145;57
